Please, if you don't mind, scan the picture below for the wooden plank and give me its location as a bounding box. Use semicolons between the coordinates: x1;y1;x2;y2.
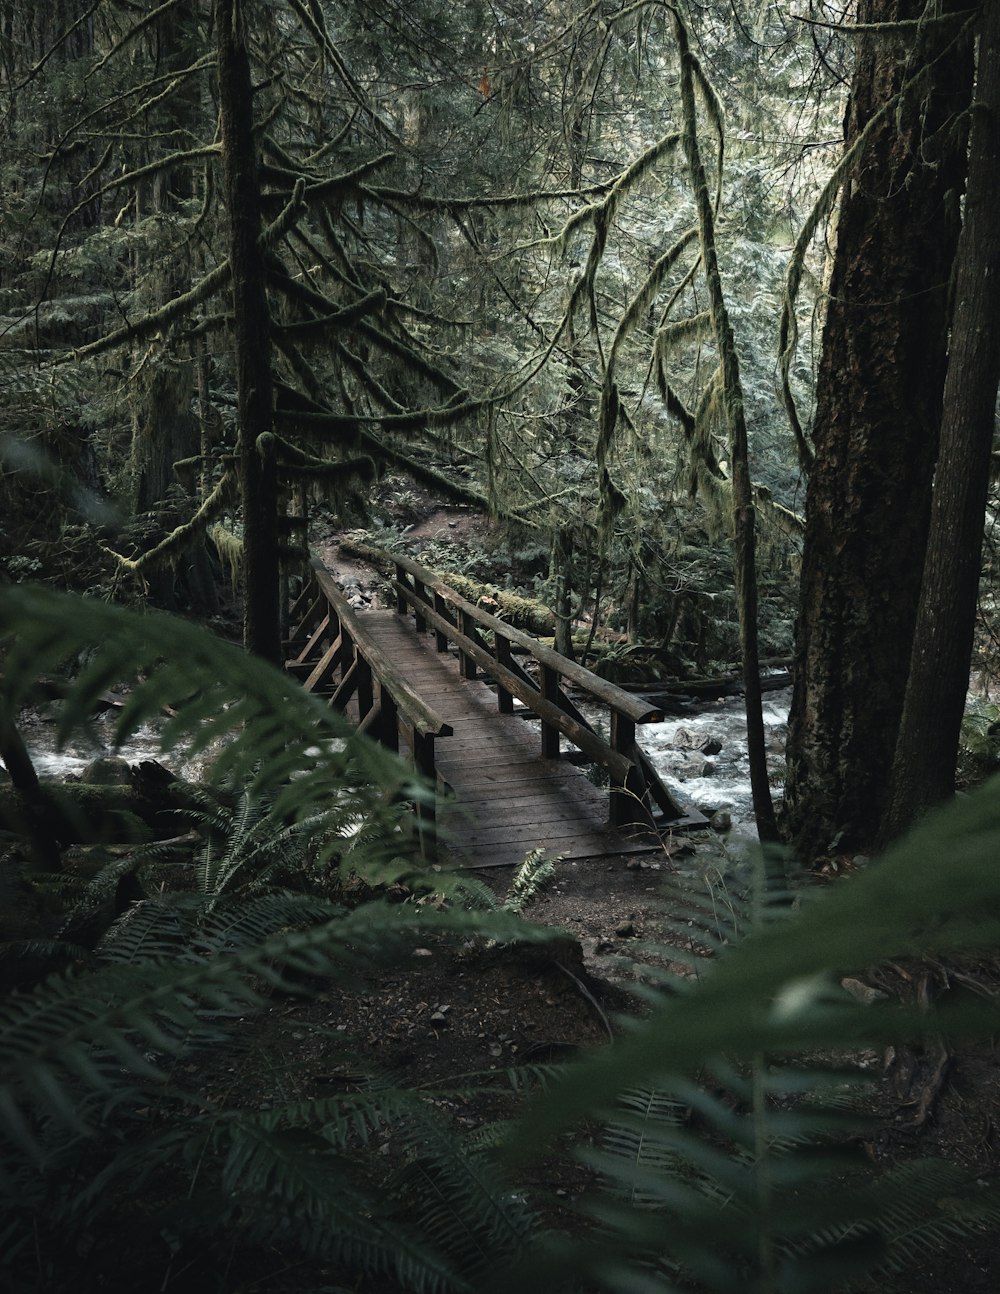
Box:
385;552;663;723
299;575;693;867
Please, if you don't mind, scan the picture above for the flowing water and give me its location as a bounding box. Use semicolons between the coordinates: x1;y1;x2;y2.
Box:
8;689;791;840
6;714;212;781
638;689;790;835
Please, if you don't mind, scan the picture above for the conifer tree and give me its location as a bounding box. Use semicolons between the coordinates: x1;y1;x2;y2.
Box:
783;0;974;857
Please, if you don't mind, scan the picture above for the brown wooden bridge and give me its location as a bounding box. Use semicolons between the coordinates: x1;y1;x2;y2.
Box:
284;550;705;869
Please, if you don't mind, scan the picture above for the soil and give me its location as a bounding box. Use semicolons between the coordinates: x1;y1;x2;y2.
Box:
10;490;1000;1292
302;492;1000;1293
193;849;1000;1294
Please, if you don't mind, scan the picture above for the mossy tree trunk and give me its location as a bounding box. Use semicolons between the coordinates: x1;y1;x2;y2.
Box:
884;2;1000;841
672;10;776;841
216;0;281;664
129;1;219;613
784;0;973;857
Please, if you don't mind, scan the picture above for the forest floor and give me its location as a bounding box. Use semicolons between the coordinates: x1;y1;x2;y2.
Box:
205;846;1000;1294
271;489;1000;1293
12;487;998;1291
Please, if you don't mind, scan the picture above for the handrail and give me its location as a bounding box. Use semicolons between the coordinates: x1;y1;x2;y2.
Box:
372;548;695;830
312;572;450;741
284;563;452;853
384;550;663;724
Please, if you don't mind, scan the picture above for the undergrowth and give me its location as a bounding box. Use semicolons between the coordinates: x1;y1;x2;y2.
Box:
1;586;999;1292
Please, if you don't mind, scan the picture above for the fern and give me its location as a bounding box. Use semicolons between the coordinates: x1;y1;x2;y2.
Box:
505;794;1000;1292
5;588;1000;1292
0;585;561;1291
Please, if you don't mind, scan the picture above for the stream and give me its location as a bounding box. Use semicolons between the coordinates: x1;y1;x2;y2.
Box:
7;689;790;840
638;689;790;835
7;713;214;782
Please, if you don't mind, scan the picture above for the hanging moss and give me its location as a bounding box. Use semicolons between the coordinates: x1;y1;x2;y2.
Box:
209;522;243;584
103;470;236;581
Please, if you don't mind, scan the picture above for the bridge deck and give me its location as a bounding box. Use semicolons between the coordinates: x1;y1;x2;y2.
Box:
356;610;661;869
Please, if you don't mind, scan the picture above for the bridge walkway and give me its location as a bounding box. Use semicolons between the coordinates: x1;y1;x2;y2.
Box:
285;553;705;871
355;609;657;869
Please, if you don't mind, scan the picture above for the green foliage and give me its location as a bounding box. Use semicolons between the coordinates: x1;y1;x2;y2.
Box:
502;849;557;915
503;794;1000;1291
0;584;548;1291
958;697;1000;777
3;587;1000;1289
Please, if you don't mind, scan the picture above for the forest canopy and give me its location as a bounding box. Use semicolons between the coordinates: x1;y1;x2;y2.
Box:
1;0;998;847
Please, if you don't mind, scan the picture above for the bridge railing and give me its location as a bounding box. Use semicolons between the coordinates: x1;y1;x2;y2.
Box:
284;565;452;846
377;549;698;831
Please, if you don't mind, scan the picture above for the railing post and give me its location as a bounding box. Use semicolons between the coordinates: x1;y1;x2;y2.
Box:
609;711;647;827
414;579;426;633
337;624;354;680
433;592;449;652
395;562;408;615
381;689;399;752
540;664;560;758
459;609;477;679
357;652;374;722
495;635;514;713
412;730;437;859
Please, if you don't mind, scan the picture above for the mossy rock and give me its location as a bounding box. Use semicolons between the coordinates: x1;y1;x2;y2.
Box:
0;779;191;846
79;756;133;786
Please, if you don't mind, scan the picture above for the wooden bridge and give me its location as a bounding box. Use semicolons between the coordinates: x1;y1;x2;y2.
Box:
284;551;705;869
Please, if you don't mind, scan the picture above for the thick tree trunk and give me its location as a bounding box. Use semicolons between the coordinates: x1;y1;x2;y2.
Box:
216;0;281;663
784;1;973;857
884;2;1000;841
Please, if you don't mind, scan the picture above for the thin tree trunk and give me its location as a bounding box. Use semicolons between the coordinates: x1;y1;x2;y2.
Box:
884;1;1000;841
215;0;281;663
672;11;776;842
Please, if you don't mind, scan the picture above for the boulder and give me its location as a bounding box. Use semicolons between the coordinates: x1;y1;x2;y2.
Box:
79;756;133;786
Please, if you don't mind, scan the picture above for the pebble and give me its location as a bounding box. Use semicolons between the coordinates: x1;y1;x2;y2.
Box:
841;977;888;1005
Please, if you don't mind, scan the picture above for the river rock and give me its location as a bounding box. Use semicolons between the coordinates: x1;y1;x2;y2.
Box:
79;756;133;785
698;736;723;755
710;809;732;832
671;727;696;749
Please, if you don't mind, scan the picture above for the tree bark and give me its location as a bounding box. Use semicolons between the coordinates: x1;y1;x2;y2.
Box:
884;0;1000;841
215;0;281;664
784;0;973;857
672;11;776;841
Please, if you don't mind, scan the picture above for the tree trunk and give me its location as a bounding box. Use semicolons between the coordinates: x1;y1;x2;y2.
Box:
672;11;776;841
884;2;1000;841
215;0;281;664
784;0;973;857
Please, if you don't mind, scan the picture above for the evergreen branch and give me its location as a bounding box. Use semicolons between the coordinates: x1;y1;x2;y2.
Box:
273;288;387;338
93;143;222;198
366;179;618;212
11;1;101;92
258;433;377;485
262;151;395;209
100;470;236;579
792;9;976;33
91;0;186;74
66;180;306;362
